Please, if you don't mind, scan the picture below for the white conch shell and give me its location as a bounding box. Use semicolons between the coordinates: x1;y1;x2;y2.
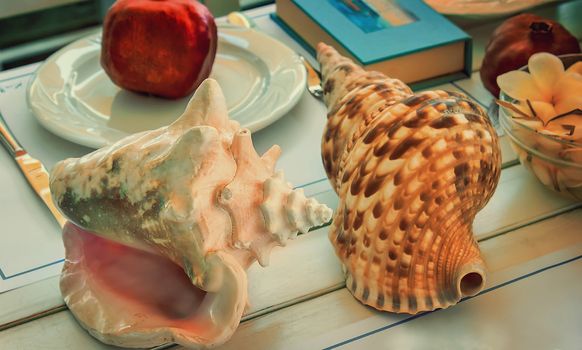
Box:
317;43;501;314
50;79;332;349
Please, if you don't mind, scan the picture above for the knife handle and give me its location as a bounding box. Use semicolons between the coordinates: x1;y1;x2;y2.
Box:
0;111;24;157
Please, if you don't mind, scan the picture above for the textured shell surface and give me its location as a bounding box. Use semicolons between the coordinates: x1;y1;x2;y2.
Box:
50;79;332;349
317;43;501;314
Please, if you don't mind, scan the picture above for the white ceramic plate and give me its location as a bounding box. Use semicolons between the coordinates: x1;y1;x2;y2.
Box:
424;0;560;17
27;25;306;149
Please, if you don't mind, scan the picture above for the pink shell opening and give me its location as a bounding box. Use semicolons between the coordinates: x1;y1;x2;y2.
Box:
61;223;218;343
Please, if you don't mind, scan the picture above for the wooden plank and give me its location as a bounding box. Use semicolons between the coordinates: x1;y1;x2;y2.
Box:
1;2;578;343
0;311;118;350
472;165;580;240
1;163;580;348
212;209;582;350
0;63;516;332
243;228;343;320
295;255;582;349
453;71;493;108
313;164;580;243
0;278;64;331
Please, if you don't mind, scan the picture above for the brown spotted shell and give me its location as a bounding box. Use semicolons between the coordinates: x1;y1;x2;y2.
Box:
317;43;501;314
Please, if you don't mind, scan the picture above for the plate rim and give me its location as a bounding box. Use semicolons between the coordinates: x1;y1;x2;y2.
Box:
424;0;558;16
27;25;306;149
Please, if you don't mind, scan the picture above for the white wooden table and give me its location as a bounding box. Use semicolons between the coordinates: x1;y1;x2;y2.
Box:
1;2;581;349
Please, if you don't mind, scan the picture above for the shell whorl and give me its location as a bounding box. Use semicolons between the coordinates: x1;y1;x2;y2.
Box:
318;43;501;314
262;172;333;242
318;43;413;192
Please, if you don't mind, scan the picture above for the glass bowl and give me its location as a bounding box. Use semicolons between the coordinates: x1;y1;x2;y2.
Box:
498;53;582;200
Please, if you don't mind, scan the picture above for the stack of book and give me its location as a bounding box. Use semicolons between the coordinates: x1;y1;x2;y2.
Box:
273;0;472;88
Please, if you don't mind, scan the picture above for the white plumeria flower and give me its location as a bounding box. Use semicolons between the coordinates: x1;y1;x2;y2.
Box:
497;52;582;141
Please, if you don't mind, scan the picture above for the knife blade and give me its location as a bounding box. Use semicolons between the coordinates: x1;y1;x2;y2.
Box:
0;111;66;228
300;56;323;100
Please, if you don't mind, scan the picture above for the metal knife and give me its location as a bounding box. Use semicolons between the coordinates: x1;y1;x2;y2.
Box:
300;56;323;100
0;111;66;228
226;11;324;100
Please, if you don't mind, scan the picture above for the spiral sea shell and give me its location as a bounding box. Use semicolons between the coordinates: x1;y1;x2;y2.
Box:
49;79;332;348
318;43;501;314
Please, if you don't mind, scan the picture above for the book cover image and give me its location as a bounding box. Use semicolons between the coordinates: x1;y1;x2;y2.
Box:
327;0;416;33
327;0;388;33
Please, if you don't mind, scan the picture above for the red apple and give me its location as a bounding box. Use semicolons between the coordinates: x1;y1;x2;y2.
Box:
101;0;217;99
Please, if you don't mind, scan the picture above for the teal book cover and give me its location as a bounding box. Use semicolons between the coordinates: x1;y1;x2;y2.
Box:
273;0;473;82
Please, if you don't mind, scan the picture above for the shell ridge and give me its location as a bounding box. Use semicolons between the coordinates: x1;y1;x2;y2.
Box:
336;109;398;191
324;83;389;186
340;119;486;306
336;107;407;195
424;194;484;305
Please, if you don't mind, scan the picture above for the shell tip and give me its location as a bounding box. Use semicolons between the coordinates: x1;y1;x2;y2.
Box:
261;145;282;171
